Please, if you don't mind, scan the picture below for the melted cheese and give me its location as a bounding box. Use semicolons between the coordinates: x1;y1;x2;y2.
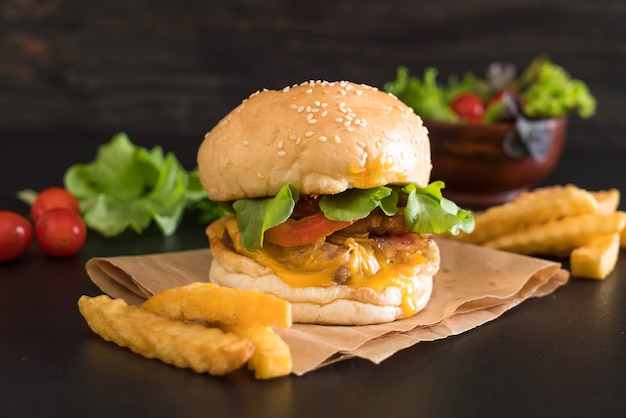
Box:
224;217;429;317
349;153;407;189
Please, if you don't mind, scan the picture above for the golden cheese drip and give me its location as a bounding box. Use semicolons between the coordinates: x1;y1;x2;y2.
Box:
224;217;427;317
349;153;407;189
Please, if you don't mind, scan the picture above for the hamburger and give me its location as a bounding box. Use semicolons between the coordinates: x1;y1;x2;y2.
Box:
197;80;473;325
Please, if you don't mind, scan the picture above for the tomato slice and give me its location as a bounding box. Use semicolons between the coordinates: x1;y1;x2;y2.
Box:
264;212;354;247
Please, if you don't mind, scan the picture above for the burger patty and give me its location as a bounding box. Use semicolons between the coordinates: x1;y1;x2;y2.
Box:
339;208;410;236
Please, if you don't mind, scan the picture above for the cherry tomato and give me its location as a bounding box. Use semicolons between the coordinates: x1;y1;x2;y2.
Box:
35;208;86;257
0;211;33;262
31;187;80;224
451;92;485;123
264;212;354;247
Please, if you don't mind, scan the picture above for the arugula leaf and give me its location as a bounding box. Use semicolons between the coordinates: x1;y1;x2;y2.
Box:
232;184;298;251
319;186;395;221
63;132;219;237
403;182;474;234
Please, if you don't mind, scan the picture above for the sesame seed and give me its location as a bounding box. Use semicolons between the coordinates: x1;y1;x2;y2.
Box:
335;117;343;122
321;102;328;108
318;136;327;142
314;100;321;106
321;110;328;117
305;89;313;94
278;140;284;148
334;135;341;143
344;121;351;127
297;106;304;113
283;86;291;92
357;140;366;148
289;134;297;140
305;131;314;137
347;127;355;132
356;90;362;96
307;113;313;120
278;151;287;157
242;140;249;145
308;119;318;124
341;89;346;96
296;137;301;144
290;104;297;110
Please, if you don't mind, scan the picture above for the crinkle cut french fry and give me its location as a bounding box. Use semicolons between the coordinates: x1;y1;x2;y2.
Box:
483;212;626;257
223;325;292;380
78;295;255;376
570;234;621;280
141;282;292;328
591;189;621;215
454;184;599;244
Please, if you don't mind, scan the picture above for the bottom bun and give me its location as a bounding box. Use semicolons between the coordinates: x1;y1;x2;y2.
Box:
206;217;438;325
209;257;433;325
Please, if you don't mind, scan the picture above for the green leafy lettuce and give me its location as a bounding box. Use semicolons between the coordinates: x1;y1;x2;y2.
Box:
384;66;480;122
231;184;299;251
63;132;223;237
384;56;597;123
521;60;597;119
228;182;474;251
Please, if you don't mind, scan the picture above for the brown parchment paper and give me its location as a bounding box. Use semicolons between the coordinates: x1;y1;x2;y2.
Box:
85;238;569;375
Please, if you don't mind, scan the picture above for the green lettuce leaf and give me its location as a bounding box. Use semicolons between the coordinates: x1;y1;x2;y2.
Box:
522;60;597;119
231;182;474;251
384;66;481;122
232;184;299;251
63;132;220;237
403;182;474;234
319;186;394;221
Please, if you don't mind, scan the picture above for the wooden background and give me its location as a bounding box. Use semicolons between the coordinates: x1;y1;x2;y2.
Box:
1;0;625;171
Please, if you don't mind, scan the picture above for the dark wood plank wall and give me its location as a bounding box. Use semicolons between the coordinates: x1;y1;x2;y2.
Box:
1;0;624;156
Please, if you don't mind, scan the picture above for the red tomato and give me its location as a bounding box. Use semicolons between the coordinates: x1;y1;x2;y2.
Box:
451;93;485;123
264;212;354;247
35;208;86;257
31;187;80;223
0;211;33;262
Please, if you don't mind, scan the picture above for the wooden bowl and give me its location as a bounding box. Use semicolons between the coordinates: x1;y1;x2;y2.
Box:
426;117;568;208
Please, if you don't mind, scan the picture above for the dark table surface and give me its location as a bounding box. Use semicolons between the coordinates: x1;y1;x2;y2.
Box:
1;137;626;418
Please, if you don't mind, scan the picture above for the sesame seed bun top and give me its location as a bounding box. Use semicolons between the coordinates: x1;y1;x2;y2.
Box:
197;80;432;201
